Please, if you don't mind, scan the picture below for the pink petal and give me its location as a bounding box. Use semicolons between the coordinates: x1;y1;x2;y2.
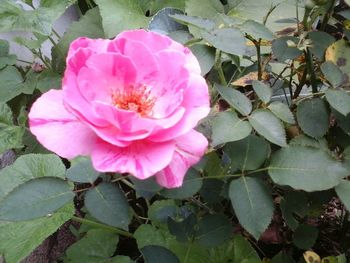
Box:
66;38;111;74
62;71;109;127
91;101;185;142
85;53;137;88
148;74;210;142
109;39;159;83
115;30;172;53
29;90;97;159
91;139;176;179
156;129;208;188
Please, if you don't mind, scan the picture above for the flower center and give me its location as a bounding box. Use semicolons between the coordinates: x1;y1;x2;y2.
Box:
112;85;156;116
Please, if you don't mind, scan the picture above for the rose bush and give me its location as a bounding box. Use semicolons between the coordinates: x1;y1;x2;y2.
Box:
28;29;210;188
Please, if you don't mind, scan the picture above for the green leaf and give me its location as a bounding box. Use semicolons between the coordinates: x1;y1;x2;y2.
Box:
232;235;261;263
227;0;304;34
85;183;130;229
130;176;162;199
0;40;15;72
239;19;274;40
308;31;335;60
36;70;61;93
0;177;74;221
252;80;272;104
201;28;246;56
0;39;9;56
148;0;185;15
95;0;149;38
272;36;302;62
215;84;252;116
66;157;100;184
141;245;180;263
296;98;329;138
0;103;24;154
292;224;318;249
134;224;208;263
185;0;224;37
148;8;187;35
65;229;119;262
268;101;295;124
0;0;76;35
168;214;196;242
0;66;24;103
0;203;74;263
0;102;12;124
333;109;350;135
269;146;348;191
135;224;167;248
344;146;350;171
248;109;287;147
335;180;350;211
325;39;350;79
52;7;105;73
169;14;215;31
280;191;309;230
211;111;252;146
229;177;274;239
195;214;232;247
148;200;176;227
160;169;202;199
271;251;295;263
109;256;134;263
190;44;215;76
0;154;66;200
321;62;345;88
224;135;270;171
325;89;350;116
199;179;224;204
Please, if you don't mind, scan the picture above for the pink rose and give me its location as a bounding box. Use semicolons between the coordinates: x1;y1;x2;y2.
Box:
29;30;210;188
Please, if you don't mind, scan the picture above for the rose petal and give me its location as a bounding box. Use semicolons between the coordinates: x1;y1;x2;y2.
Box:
109;39;159;83
92;101;185;142
156;129;208;188
67;38;111;74
149;73;210;141
115;30;172;53
92;139;176;179
85;53;137;89
29;90;97;159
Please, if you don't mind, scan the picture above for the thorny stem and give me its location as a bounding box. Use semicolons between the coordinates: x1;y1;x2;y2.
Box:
305;49;318;93
71;216;135;238
184;38;203;47
320;0;336;31
215;50;227;86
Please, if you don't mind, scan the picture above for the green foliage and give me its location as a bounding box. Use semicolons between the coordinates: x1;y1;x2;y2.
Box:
0;66;24;103
224;135;270;171
0;177;74;221
211;111;252;146
293;224;319;250
248;109;287;147
0;103;24;154
84;183;130;229
65;229;119;262
215;84;252;116
0;204;74;263
229;176;274;239
269;146;348;191
66;157;100;183
296;98;329;138
2;0;350;262
94;0;149;38
252;80;272;104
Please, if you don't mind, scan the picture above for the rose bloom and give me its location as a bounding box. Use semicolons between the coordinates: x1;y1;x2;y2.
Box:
29;30;210;188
